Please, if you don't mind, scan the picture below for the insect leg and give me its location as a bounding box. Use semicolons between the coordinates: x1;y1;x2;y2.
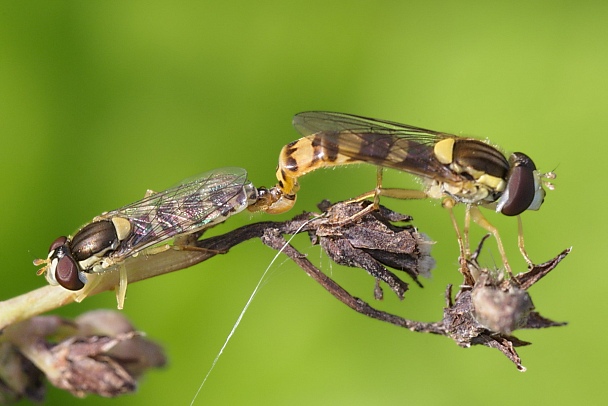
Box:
334;186;427;224
463;205;472;258
378;188;428;200
517;215;534;267
144;244;173;255
330;185;429;225
443;199;475;286
328;167;385;224
468;206;513;278
374;167;383;208
75;273;101;303
116;264;128;310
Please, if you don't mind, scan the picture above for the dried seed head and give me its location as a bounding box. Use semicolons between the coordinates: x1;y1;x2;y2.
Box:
471;273;534;335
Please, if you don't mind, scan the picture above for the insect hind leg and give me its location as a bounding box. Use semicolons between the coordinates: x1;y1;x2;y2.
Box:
326;167;383;225
333;171;430;225
378;188;429;201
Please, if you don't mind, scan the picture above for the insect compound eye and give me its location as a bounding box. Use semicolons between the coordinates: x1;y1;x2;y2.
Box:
48;236;68;255
55;254;86;290
497;152;542;216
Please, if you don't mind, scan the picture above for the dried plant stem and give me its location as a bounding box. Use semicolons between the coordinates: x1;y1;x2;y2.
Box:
0;221;279;331
261;228;445;335
1;201;569;371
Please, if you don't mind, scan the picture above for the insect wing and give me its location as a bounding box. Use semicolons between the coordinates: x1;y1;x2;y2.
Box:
293;111;461;183
101;167;252;258
293;111;449;141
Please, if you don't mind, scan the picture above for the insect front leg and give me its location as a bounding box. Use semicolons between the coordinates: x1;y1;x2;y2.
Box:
517;215;534;268
75;273;101;304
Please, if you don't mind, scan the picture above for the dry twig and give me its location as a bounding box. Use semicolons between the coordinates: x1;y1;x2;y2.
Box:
0;200;570;402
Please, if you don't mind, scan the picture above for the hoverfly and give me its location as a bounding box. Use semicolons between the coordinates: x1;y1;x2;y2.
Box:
251;112;555;277
35;167;259;308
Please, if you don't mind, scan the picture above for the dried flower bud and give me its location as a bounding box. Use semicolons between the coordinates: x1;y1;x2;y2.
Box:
1;311;165;401
314;200;435;300
471;273;534;335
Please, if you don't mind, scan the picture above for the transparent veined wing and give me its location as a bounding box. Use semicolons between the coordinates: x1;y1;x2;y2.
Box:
292;111;463;184
293;111;451;141
98;167;256;259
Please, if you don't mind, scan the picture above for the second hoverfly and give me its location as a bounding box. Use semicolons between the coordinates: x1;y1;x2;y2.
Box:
35;167;259;308
251;111;555;277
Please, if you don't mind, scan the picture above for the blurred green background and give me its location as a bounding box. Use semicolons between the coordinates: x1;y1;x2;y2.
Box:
1;1;605;405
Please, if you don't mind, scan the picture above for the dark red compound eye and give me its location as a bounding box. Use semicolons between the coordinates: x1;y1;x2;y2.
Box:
500;153;537;216
48;236;68;254
55;255;85;290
